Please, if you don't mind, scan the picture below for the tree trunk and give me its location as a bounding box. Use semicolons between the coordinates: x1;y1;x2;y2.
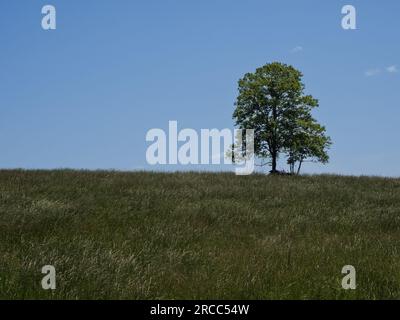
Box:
271;151;277;173
271;104;278;174
271;151;278;173
296;159;303;175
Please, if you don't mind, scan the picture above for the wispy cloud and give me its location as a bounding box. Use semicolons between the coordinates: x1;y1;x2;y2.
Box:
365;68;381;77
365;65;398;77
386;65;398;73
291;46;303;53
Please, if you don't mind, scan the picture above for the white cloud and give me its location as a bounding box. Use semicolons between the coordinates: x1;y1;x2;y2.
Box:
365;65;398;77
291;46;303;53
365;68;381;77
386;65;398;73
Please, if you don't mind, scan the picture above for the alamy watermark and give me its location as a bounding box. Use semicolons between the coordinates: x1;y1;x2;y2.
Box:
41;265;56;290
341;5;356;30
41;5;56;30
342;265;356;290
40;4;356;31
145;121;255;175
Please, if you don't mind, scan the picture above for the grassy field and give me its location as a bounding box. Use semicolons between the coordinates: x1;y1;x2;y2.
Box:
1;170;400;299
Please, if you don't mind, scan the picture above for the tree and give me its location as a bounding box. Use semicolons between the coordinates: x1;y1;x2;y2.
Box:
232;62;331;174
286;116;331;174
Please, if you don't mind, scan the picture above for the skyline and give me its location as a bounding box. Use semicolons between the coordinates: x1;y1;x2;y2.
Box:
1;0;400;176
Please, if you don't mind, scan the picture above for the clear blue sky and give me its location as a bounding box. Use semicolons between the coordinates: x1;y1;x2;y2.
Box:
1;0;399;176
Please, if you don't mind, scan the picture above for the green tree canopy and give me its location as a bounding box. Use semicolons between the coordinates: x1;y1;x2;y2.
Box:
232;62;331;174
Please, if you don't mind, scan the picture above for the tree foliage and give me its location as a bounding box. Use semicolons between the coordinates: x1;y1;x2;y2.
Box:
232;62;331;174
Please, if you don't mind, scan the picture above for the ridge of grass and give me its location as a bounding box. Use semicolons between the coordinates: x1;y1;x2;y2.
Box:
1;170;400;299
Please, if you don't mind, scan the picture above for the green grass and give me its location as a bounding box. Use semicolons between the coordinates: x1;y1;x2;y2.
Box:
1;169;400;299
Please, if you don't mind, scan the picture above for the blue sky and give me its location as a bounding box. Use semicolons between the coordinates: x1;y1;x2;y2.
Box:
1;0;399;176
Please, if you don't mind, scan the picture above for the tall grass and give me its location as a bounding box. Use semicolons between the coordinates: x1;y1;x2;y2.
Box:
1;170;400;299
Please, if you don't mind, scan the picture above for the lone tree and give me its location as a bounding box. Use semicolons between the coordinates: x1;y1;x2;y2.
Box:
232;62;331;174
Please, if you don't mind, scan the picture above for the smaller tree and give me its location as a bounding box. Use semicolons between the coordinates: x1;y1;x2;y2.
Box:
286;116;331;175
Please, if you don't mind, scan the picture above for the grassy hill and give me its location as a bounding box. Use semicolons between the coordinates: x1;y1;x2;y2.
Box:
1;170;400;299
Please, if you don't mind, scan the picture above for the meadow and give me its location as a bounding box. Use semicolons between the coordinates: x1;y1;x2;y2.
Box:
1;170;400;299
